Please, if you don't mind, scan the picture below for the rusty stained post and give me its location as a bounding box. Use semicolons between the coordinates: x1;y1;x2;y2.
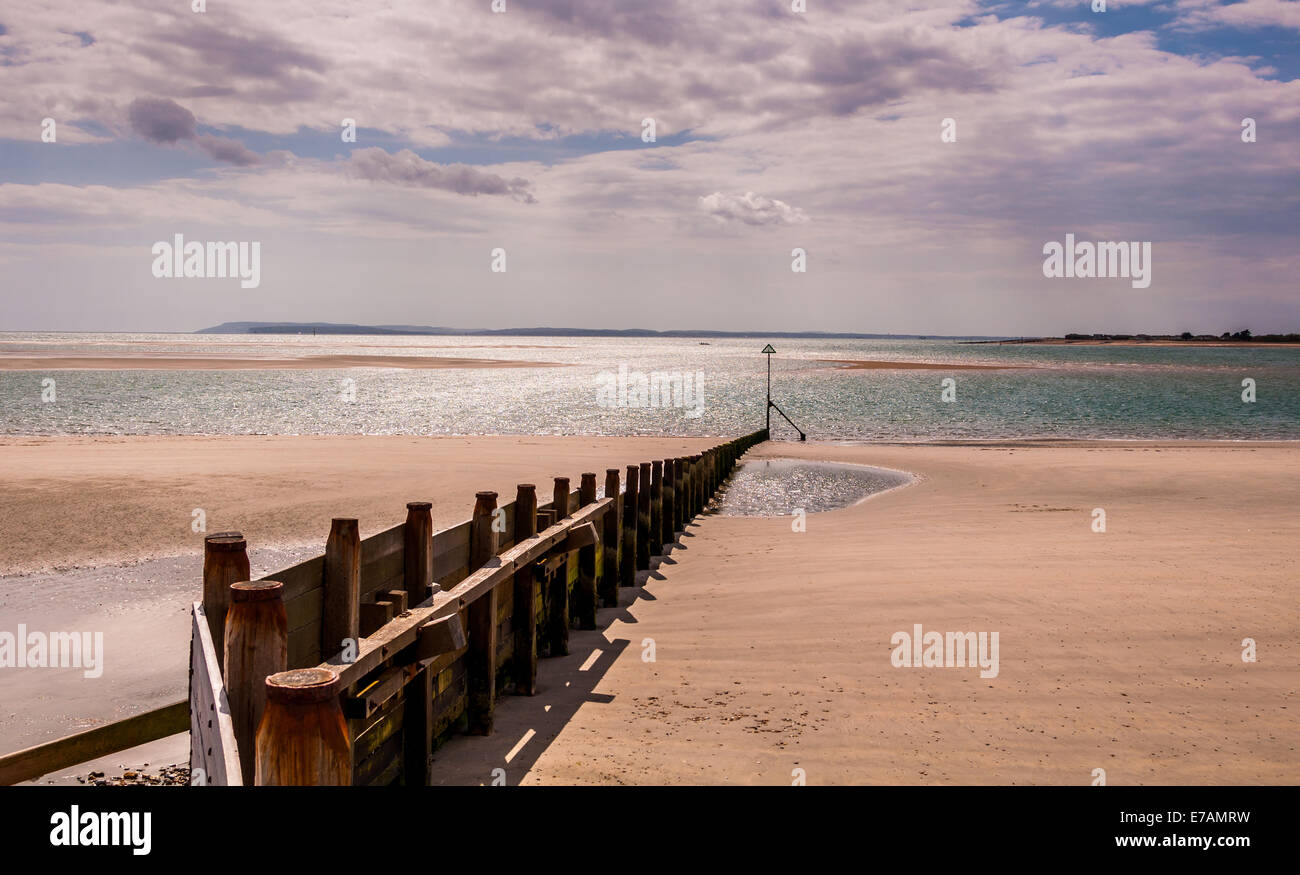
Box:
601;469;620;607
256;667;350;786
224;580;288;787
467;491;499;735
203;531;249;673
512;484;539;695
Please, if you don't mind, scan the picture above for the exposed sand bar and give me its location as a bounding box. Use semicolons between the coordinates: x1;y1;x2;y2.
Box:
818;359;1031;370
0;354;565;370
429;440;1299;785
0;434;715;574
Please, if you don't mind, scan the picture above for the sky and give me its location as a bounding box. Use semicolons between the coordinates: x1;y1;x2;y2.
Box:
0;0;1297;336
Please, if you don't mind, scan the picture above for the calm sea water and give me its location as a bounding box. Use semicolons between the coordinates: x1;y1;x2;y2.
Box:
1;333;1297;440
716;459;914;517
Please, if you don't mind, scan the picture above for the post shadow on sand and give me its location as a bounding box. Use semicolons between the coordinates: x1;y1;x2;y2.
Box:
427;525;708;785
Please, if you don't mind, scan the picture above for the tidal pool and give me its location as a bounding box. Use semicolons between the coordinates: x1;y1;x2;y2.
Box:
715;457;915;517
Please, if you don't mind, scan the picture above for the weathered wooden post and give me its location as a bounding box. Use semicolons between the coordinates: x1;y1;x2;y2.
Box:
674;458;685;531
695;453;705;512
661;458;675;549
224;580;288;787
467;491;499;735
575;473;598;629
682;457;694;521
548;477;570;656
553;477;570;519
203;532;249;672
621;464;638;587
402;501;433;786
256;667;350;786
637;462;652;570
322;518;360;659
650;461;663;557
512;484;538;695
404;502;433;604
601;469;620;606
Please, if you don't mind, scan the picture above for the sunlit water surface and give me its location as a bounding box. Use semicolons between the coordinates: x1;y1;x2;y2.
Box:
1;333;1297;440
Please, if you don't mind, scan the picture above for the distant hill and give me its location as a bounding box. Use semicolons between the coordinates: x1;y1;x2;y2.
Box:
196;322;1008;341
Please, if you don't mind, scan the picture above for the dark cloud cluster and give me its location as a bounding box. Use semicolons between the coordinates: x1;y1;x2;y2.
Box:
127;96;260;166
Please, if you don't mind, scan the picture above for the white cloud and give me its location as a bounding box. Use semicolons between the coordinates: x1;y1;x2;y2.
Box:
698;191;810;226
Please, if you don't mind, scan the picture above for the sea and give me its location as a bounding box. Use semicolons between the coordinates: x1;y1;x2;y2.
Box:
2;333;1298;441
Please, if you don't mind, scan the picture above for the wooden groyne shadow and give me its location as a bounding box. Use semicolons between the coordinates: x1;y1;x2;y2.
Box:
427;576;667;785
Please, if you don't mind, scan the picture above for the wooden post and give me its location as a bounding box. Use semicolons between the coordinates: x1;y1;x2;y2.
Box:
467;491;499;735
512;484;538;695
673;458;685;532
224;580;287;787
660;457;670;546
575;473;598;629
404;502;433;604
601;469;620;606
402;501;433;786
256;668;350;786
548;477;570;656
650;461;663;557
322;518;360;660
621;464;638;587
203;532;249;673
694;454;704;516
553;477;570;519
682;458;694;521
637;462;652;570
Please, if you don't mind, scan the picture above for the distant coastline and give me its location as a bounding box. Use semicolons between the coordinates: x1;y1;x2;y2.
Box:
964;332;1300;347
195;322;1007;340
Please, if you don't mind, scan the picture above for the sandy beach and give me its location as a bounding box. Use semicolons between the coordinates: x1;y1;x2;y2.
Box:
3;435;1296;785
427;439;1299;785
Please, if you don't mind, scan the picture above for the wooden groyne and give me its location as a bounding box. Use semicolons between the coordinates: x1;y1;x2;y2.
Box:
0;429;767;786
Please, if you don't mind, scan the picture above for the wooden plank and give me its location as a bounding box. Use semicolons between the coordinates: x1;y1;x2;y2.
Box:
360;551;405;598
263;554;324;602
190;602;242;786
287;626;322;671
0;698;190;786
284;586;324;634
360;522;405;563
432;521;471;583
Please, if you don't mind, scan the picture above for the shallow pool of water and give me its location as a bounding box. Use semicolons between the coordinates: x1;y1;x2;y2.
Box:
715;458;914;517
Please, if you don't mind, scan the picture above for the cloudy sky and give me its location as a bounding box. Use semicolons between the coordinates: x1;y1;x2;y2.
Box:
1;0;1297;335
